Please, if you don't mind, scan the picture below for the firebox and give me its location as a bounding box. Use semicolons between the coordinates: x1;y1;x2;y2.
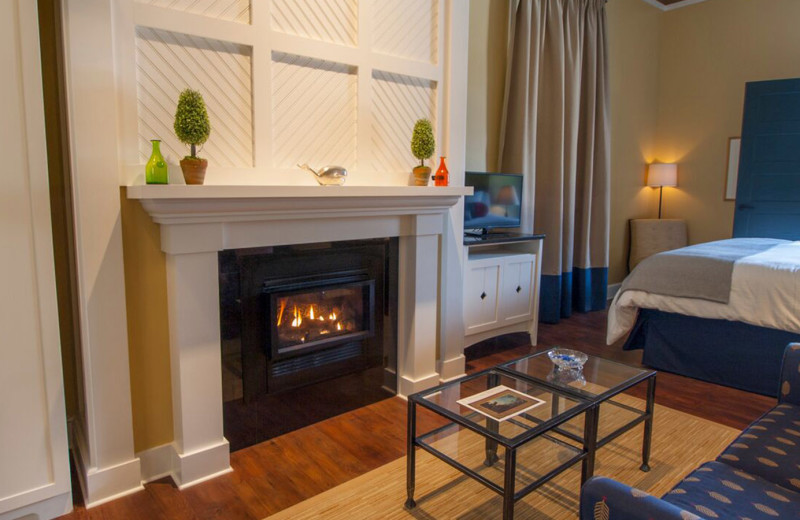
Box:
263;270;375;359
219;238;398;450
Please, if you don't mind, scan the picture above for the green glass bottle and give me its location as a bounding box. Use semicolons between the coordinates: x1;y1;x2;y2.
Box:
145;139;168;184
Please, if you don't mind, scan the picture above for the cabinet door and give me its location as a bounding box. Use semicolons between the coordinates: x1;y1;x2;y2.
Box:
463;259;501;334
499;255;536;323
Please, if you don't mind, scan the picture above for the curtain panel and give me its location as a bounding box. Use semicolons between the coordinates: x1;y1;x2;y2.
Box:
499;0;610;323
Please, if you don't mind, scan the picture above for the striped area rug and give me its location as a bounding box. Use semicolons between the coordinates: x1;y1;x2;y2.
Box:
266;394;739;519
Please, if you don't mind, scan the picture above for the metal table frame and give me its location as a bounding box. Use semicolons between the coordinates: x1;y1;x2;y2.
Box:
497;348;657;472
405;369;597;520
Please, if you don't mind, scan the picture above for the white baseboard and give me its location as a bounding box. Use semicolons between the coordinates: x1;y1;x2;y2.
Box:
136;440;232;489
0;491;72;520
174;441;232;489
70;420;143;508
437;354;466;382
398;372;440;398
607;283;621;301
137;443;175;483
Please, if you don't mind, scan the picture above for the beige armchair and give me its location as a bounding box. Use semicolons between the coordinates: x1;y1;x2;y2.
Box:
628;219;688;271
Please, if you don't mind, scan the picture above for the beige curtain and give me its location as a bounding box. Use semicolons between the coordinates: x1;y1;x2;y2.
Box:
499;0;610;323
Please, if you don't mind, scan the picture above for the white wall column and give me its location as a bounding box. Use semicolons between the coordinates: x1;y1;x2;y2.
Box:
437;1;471;382
397;214;442;397
165;251;231;488
62;0;142;506
0;2;71;518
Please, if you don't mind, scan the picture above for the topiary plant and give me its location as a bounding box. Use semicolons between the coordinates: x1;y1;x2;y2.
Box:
411;119;435;167
174;88;211;160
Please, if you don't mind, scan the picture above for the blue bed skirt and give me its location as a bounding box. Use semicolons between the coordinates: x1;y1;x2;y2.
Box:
622;309;800;397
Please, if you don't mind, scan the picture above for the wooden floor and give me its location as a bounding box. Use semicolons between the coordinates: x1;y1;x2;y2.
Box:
57;310;775;520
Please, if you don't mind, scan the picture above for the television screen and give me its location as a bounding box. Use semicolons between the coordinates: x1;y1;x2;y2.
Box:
464;172;523;231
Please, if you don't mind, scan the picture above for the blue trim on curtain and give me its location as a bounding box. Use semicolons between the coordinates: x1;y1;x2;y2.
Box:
573;267;608;313
540;268;607;324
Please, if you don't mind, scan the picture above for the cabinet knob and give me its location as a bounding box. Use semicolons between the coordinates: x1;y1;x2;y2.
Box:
480;291;487;300
516;286;522;293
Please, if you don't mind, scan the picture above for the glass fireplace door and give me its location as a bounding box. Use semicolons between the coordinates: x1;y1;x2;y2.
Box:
264;271;375;359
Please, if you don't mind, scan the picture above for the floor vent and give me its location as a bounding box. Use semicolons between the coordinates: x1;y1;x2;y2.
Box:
271;342;362;378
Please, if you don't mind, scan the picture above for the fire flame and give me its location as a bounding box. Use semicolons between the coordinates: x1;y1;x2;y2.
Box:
308;305;315;320
277;299;287;326
329;311;337;321
291;306;302;327
336;322;342;331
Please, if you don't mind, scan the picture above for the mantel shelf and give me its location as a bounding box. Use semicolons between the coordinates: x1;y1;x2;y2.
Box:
126;184;472;200
126;184;473;226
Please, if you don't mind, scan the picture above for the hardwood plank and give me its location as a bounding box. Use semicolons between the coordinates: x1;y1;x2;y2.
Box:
57;309;775;520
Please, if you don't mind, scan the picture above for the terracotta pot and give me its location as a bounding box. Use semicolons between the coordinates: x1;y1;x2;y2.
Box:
180;158;208;185
412;165;431;186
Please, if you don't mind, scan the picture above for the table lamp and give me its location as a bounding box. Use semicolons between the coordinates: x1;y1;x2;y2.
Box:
647;163;678;219
495;185;520;217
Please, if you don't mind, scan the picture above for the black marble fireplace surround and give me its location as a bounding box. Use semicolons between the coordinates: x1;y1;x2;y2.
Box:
219;238;398;451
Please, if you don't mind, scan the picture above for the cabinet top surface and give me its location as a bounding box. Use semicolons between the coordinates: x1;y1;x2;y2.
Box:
464;232;545;246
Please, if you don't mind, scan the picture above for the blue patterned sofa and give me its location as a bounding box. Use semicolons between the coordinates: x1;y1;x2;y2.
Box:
580;343;800;519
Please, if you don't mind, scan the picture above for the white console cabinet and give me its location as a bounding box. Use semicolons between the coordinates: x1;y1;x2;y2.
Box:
463;236;543;347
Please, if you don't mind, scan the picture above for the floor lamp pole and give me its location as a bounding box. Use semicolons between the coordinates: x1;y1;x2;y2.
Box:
657;186;663;219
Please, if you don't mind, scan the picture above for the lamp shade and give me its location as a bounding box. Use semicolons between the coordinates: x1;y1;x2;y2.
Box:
495;185;520;205
647;163;678;187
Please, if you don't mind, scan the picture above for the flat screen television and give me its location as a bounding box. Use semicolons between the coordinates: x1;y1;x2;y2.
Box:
464;172;524;235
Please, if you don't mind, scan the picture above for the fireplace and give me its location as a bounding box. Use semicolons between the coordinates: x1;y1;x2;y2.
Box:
220;238;398;450
128;184;469;487
264;270;375;361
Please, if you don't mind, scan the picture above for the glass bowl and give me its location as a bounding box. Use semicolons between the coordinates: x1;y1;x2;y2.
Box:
547;348;588;370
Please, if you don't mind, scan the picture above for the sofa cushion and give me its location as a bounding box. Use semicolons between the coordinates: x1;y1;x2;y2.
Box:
716;403;800;492
662;461;800;519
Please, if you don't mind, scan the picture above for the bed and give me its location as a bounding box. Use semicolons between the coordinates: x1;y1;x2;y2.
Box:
608;238;800;396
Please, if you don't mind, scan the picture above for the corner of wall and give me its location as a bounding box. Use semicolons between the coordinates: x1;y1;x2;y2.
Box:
119;190;174;453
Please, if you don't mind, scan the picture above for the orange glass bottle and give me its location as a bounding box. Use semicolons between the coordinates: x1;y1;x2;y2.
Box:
434;156;449;186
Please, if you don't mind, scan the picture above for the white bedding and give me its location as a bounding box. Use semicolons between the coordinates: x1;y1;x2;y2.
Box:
607;240;800;344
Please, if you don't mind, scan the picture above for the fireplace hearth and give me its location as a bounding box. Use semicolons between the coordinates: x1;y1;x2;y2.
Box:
219;238;398;450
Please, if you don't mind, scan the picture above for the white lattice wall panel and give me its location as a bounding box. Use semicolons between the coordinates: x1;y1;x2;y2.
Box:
271;0;358;46
373;0;437;63
371;70;436;173
136;0;250;24
135;27;253;168
271;52;357;170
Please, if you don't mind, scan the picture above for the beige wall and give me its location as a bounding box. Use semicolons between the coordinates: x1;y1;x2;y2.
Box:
125;0;800;453
606;0;663;283
655;0;800;247
466;0;509;172
466;0;800;284
120;192;173;452
466;0;663;283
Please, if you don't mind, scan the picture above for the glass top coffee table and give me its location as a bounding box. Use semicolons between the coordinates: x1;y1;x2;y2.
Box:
405;368;597;520
405;350;656;519
498;348;657;472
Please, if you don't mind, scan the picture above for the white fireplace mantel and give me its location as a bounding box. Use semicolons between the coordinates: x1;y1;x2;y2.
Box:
127;184;470;489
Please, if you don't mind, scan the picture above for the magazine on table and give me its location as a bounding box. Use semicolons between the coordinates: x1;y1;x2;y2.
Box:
457;385;545;422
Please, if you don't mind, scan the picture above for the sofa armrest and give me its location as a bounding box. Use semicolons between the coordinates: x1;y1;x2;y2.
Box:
580;477;697;520
778;343;800;405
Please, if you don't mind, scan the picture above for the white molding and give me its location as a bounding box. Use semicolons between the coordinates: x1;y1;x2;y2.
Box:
131;188;466;481
398;373;442;398
62;0;142;506
137;443;175;482
438;354;467;383
0;493;72;520
638;0;710;11
0;2;72;518
608;283;622;301
662;0;710;11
